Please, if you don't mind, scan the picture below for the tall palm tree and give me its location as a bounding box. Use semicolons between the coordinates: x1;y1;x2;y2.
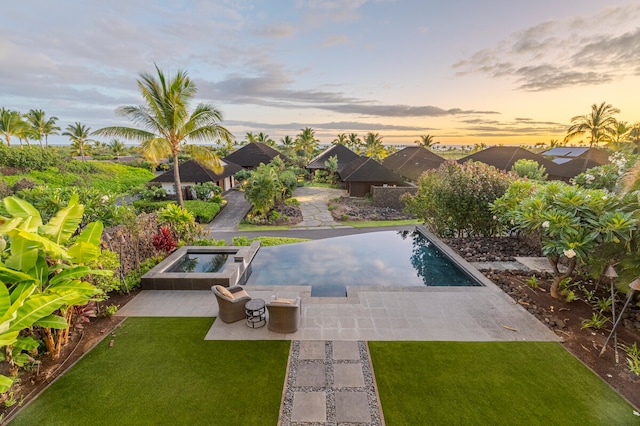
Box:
25;109;59;148
242;131;258;145
564;102;620;147
295;127;319;155
415;134;439;150
332;133;348;146
256;132;275;147
0;108;27;147
94;65;232;208
63;122;95;161
363;132;386;160
346;133;362;154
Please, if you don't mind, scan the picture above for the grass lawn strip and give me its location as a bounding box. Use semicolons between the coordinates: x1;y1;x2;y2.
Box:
369;341;637;426
10;318;290;425
340;219;420;228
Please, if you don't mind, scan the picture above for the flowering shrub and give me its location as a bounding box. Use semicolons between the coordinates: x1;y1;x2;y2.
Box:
157;203;201;243
491;181;636;298
571;152;630;191
403;161;515;237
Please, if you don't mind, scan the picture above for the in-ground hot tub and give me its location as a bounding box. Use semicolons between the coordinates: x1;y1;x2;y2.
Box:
141;242;260;290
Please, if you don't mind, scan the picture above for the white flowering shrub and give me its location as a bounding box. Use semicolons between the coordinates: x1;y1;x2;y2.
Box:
571;152;631;191
491;181;636;298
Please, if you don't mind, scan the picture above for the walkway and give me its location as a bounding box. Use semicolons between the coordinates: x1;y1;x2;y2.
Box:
206;189;251;232
292;186;351;228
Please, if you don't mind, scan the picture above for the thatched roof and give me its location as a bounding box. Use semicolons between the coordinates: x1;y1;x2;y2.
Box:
150;159;242;183
338;156;406;183
307;144;360;170
382;146;446;181
223;142;287;168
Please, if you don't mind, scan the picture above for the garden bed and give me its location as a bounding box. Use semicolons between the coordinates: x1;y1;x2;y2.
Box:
328;196;413;221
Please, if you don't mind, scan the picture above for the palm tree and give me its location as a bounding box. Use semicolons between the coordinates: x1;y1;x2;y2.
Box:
63;122;95;161
256;132;275;146
548;139;564;149
415;134;439;150
332;133;348;146
242;132;258;145
108;139;127;156
363;132;386;160
25;109;59;148
346;133;362;154
0;108;31;147
94;65;232;208
279;135;294;148
295;127;319;155
564;102;620;147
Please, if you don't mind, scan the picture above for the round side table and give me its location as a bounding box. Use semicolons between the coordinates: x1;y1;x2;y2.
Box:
245;299;266;328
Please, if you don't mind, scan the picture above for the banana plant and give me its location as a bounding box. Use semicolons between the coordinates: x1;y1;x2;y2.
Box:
0;195;111;392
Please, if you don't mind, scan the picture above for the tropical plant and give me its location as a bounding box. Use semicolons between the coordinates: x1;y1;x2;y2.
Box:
511;159;547;181
0;196;108;391
24;109;60;149
192;182;221;201
490;181;636;298
157;203;200;243
279;135;294;148
324;155;339;184
295;127;319;156
108;139;127;156
94;65;232;208
244;165;281;217
416;134;439;150
346;133;363;154
403;161;515;237
571;152;627;192
332;133;348;146
152;225;177;254
363;132;386;160
255;132;276;147
0;108;28;148
63;122;95;160
564;102;620;147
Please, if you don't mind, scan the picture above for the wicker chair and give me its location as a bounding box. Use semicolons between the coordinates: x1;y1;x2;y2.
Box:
211;285;251;323
266;296;301;333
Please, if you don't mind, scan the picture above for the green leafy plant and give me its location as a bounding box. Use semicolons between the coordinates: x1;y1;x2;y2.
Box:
403;160;515;237
511;159;548;181
581;313;609;330
157;203;201;243
102;304;119;317
620;342;640;376
526;275;539;289
491;181;637;298
0;195;109;391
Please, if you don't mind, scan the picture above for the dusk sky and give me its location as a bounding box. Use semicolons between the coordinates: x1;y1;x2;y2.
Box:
1;1;639;146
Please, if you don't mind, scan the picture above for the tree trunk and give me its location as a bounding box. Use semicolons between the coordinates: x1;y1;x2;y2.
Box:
173;151;184;208
548;255;577;299
43;328;56;357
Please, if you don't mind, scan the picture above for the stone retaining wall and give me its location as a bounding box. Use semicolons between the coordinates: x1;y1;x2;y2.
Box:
370;185;417;210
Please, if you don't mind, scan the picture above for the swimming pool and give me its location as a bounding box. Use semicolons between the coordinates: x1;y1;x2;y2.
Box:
246;230;481;297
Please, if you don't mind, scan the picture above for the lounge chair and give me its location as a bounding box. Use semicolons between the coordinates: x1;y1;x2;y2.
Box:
211;285;251;323
266;296;301;333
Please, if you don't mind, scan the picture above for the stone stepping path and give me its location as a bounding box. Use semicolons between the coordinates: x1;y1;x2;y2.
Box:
280;340;383;425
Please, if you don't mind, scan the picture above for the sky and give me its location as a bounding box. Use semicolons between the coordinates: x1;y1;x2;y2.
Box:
1;0;639;147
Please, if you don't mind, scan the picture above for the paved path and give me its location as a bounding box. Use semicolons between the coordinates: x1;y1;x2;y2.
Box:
206;189;251;232
281;340;383;425
292;186;351;228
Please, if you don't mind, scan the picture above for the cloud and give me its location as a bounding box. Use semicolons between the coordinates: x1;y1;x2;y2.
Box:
252;22;297;38
322;35;350;47
225;120;437;132
454;5;640;91
458;117;566;137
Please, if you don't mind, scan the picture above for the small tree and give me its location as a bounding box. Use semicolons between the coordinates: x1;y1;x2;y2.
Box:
324;155;338;184
491;181;636;298
403;161;515;237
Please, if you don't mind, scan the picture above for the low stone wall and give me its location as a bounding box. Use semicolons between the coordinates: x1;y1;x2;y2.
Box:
370;185;417;210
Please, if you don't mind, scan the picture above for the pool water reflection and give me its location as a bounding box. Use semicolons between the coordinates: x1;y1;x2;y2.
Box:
246;230;480;297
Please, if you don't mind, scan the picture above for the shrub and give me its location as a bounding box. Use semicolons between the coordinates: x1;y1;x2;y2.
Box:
234;169;253;183
123;256;164;291
511;159;547;181
157;203;201;243
86;250;122;295
183;200;221;223
132;199;172;213
0;145;62;171
192;182;221;200
152;225;178;254
11;178;37;193
0;181;12;199
189;238;227;246
403;160;515;237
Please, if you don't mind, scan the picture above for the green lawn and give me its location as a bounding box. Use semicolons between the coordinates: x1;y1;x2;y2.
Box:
10;318;290;426
339;219;421;228
369;341;638;426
